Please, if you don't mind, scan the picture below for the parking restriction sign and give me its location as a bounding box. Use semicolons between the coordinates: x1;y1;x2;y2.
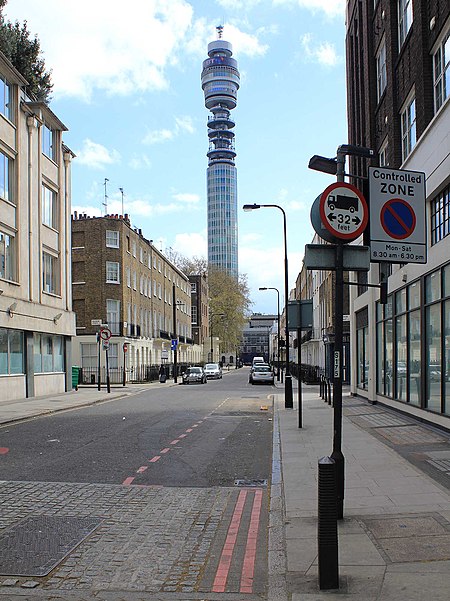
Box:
369;167;426;263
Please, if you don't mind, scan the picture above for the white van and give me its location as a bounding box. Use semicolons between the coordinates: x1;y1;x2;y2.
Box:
252;356;265;367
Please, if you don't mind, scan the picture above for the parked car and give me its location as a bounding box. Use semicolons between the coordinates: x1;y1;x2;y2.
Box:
249;364;274;385
182;367;207;385
252;356;265;367
204;363;222;379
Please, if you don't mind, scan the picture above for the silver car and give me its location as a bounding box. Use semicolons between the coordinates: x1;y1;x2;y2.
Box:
204;363;223;379
249;364;274;385
182;367;207;385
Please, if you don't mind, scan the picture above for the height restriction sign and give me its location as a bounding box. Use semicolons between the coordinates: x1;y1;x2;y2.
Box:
369;167;426;263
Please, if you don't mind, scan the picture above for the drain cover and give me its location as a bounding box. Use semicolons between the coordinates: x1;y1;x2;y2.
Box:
0;515;102;576
234;479;267;487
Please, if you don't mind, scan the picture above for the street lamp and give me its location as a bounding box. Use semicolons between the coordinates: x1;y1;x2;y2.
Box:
259;286;281;381
243;203;293;408
210;313;225;363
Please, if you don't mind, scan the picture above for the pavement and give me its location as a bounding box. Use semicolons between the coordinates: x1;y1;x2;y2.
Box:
0;375;449;600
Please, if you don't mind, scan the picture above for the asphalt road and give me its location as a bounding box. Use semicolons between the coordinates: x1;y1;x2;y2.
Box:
0;367;275;599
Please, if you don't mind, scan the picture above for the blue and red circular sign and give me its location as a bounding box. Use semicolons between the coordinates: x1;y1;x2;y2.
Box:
380;198;416;240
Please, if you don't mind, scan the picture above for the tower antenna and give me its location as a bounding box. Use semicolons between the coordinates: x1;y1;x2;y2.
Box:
216;24;223;38
103;178;109;215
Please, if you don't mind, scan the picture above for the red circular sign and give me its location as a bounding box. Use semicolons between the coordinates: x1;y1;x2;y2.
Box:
123;343;128;353
100;327;111;341
319;182;368;241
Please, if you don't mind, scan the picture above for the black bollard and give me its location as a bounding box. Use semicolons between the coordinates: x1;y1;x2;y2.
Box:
318;456;339;590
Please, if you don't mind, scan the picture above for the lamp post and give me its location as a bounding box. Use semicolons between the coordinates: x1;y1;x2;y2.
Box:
259;286;281;381
210;313;225;363
243;203;293;408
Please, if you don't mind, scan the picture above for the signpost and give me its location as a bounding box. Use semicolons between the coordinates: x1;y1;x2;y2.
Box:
287;300;313;428
369;167;426;263
122;343;128;387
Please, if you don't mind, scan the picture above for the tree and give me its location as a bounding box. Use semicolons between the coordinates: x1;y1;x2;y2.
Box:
168;251;252;354
0;1;53;102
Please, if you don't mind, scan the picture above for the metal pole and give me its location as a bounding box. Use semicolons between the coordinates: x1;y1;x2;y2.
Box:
331;150;346;519
298;326;302;428
122;345;126;386
210;318;213;363
173;283;177;383
276;289;281;381
282;208;293;408
97;332;101;391
105;347;111;393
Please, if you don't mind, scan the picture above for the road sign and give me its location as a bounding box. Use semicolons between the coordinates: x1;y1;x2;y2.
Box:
287;300;313;331
102;340;110;351
319;182;368;241
100;327;111;341
91;319;102;326
161;349;169;360
369;167;426;263
123;343;128;353
304;244;370;271
171;339;178;350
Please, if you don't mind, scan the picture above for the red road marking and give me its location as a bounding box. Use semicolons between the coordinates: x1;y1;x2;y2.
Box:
192;425;198;428
178;434;187;438
149;456;161;463
186;428;193;433
170;439;180;445
240;489;263;593
122;477;135;485
212;490;247;593
0;448;9;455
160;448;170;454
137;466;148;473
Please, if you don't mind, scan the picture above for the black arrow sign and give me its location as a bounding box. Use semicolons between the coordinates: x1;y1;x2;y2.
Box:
328;213;336;221
352;216;361;225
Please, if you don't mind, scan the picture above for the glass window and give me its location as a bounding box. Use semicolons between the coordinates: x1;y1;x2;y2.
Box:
408;310;421;406
398;0;413;47
106;230;119;248
191;305;198;324
426;304;442;412
106;261;120;283
0;75;11;120
401;95;416;160
385;318;393;397
0;329;23;375
53;336;64;372
395;314;407;401
433;26;450;113
107;299;120;335
376;37;387;101
81;343;97;370
42;124;55;160
425;271;441;303
43;252;59;295
379;138;388;167
0;150;12;203
444;300;450;415
408;281;421;309
445;264;450;297
396;288;407;313
430;184;450;245
0;231;16;281
42;184;57;229
34;334;42;373
0;328;7;374
42;335;53;372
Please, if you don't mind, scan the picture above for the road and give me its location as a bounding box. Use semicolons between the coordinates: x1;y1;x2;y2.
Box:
0;367;275;600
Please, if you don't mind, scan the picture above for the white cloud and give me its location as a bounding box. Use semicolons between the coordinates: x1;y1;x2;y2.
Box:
300;33;340;67
173;232;207;257
273;0;345;18
128;154;152;170
75;139;121;169
239;244;303;296
172;192;201;203
142;115;196;145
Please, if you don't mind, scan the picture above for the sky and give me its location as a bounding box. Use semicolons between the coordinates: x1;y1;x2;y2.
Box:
5;0;348;315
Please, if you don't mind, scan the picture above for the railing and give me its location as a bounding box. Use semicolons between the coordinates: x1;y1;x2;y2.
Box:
79;363;193;385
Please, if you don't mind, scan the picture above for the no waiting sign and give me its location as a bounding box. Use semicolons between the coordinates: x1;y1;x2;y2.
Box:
369;167;426;264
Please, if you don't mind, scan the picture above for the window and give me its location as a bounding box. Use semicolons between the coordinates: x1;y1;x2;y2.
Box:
107;299;120;335
126;266;131;287
379;138;388;167
401;94;416;160
42;124;55;160
191;305;198;324
376;37;387;101
158;283;162;299
0;328;24;375
191;282;197;293
431;184;450;245
43;251;59;294
433;26;450;112
140;247;144;262
0;150;12;203
132;240;136;257
42;184;57;228
398;0;412;47
34;333;63;373
106;230;119;248
133;270;137;290
0;75;11;120
106;261;120;283
0;231;16;281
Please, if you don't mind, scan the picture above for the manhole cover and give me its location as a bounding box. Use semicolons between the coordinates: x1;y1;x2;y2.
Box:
234;479;267;487
0;515;102;576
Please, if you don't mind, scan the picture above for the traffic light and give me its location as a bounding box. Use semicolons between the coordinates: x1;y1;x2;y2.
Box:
380;281;388;304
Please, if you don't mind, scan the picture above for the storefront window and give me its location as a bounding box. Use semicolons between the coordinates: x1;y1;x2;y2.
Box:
408;310;421;406
444;300;450;415
0;328;8;374
426;271;441;303
0;329;24;375
426;304;442;412
385;318;393;397
396;314;407;401
376;319;384;394
408;281;420;309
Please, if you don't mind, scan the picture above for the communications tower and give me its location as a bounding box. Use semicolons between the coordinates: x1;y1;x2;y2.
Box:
201;26;240;278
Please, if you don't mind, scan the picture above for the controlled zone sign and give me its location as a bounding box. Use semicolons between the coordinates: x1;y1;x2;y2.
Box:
319;182;368;241
369;167;426;263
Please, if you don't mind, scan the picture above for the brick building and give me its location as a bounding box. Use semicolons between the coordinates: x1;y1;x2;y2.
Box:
346;0;450;426
189;274;209;349
0;51;75;401
71;214;200;382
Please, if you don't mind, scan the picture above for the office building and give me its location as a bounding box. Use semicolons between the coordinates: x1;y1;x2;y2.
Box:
201;26;240;278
